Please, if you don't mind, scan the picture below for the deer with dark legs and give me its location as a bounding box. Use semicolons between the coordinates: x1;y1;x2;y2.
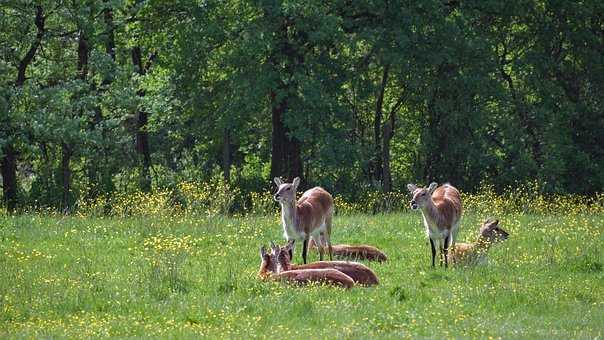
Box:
450;219;509;265
407;182;462;268
273;177;334;264
258;246;354;288
271;240;379;285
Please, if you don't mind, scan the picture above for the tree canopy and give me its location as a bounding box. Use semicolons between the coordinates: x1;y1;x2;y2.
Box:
1;0;602;212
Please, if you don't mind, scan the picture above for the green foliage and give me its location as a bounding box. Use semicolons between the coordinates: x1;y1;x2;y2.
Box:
1;0;602;212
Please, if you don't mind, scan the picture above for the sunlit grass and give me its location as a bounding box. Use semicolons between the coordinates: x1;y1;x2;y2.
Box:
0;190;602;338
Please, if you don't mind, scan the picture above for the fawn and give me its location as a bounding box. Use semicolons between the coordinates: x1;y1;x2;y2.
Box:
308;239;388;262
274;177;334;264
272;240;379;285
450;219;509;265
258;246;354;288
407;182;462;268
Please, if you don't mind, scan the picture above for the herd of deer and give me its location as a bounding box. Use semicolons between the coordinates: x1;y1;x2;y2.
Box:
258;177;510;289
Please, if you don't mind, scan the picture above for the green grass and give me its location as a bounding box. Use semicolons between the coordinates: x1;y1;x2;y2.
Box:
0;212;602;338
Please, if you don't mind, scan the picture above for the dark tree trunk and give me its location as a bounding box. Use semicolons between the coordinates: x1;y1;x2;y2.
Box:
266;11;304;184
132;46;152;192
222;127;231;181
61;143;72;211
88;3;115;197
2;5;45;211
382;96;402;192
269;90;303;183
1;145;18;211
498;49;543;170
373;64;390;183
103;3;116;62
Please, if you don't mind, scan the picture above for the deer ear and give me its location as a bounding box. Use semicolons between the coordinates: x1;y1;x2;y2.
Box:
428;182;438;193
274;177;283;186
407;184;417;193
270;241;279;254
292;177;301;189
260;246;267;258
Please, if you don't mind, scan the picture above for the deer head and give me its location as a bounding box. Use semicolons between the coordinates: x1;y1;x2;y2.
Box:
259;245;276;274
407;182;438;210
273;177;300;204
478;219;509;244
270;240;294;272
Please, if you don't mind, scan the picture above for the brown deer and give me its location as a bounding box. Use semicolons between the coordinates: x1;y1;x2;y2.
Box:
272;241;379;285
258;246;354;288
407;182;462;268
308;239;388;262
274;177;334;264
450;219;509;265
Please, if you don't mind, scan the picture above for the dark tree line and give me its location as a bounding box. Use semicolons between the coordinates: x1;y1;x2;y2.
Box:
1;0;602;212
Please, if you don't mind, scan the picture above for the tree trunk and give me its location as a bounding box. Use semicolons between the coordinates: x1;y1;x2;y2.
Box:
61;143;72;211
87;3;115;197
373;64;390;183
222;127;231;181
1;145;18;211
382;105;398;192
269;90;303;183
2;5;45;211
498;50;543;170
132;46;152;192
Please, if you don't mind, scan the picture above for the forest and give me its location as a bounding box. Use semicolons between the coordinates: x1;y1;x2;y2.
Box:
1;0;603;212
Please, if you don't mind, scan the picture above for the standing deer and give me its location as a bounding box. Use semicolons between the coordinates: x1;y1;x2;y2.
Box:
450;219;509;265
258;246;354;288
271;241;379;285
407;182;462;268
274;177;334;264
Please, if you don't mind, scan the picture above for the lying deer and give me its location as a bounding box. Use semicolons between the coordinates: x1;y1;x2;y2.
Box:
274;177;334;264
258;246;354;288
407;182;462;268
272;241;379;285
450;219;509;265
308;239;388;262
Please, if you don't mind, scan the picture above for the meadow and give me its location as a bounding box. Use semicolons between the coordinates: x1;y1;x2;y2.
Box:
0;191;603;338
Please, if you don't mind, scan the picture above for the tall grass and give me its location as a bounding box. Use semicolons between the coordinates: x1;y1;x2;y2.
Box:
0;187;602;338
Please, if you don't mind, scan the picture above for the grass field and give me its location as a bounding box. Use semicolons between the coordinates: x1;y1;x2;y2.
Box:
1;210;603;338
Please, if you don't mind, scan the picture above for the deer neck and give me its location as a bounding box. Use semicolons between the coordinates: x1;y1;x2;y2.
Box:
420;199;440;226
277;255;292;273
474;236;493;253
258;259;271;279
280;199;298;231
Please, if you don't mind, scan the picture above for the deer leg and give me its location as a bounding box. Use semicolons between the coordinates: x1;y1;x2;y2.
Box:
443;234;450;269
302;238;309;264
325;216;333;261
314;235;324;261
439;241;444;267
429;238;436;267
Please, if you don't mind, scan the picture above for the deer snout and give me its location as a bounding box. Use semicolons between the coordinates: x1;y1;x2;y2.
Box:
273;193;281;201
410;200;418;209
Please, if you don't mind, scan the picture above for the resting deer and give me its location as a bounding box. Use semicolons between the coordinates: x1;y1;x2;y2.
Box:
274;177;334;264
450;219;509;265
308;239;388;262
272;241;379;285
258;246;354;288
407;182;462;268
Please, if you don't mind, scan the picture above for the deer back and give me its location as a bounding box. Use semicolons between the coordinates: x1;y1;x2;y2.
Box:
277;268;354;288
296;187;333;234
431;184;463;229
292;261;378;285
